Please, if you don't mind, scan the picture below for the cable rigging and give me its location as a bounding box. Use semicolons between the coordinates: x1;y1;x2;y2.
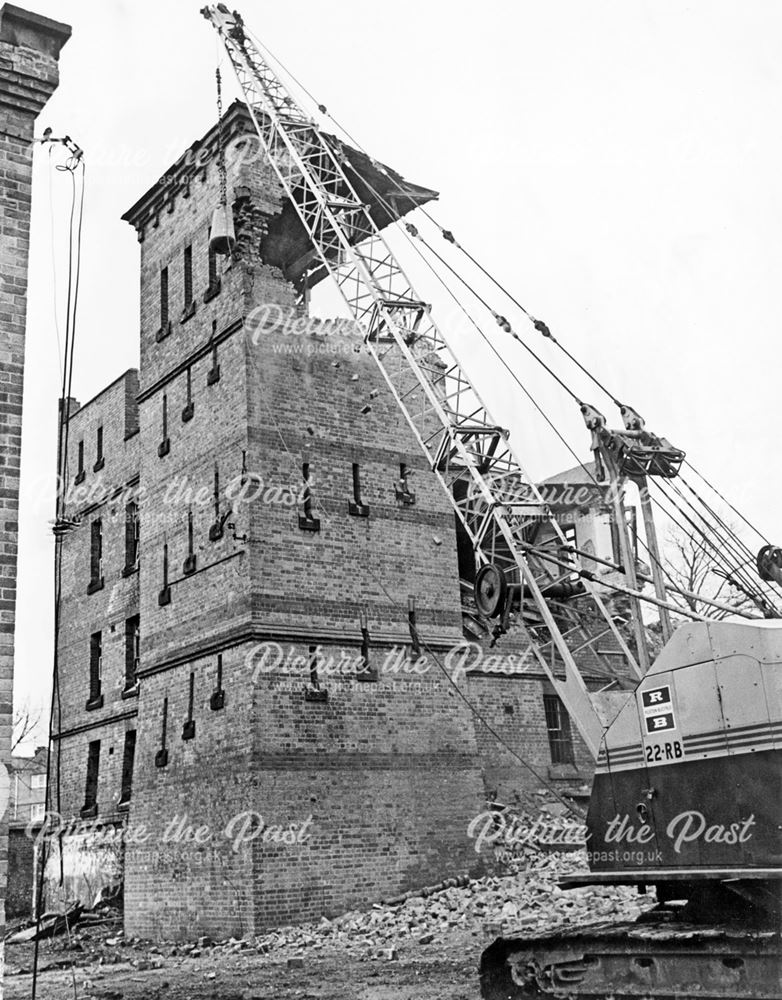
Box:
239;34;774;607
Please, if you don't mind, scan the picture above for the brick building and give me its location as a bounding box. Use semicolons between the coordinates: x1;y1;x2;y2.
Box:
0;2;70;937
7;745;47;918
9;744;47;824
50;103;625;939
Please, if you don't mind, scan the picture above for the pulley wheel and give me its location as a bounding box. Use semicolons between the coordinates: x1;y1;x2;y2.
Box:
474;563;508;619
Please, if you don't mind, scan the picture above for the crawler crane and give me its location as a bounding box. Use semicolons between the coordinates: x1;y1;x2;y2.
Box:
203;7;782;995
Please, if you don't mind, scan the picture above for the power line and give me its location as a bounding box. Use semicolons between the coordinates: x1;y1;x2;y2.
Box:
33;143;85;1000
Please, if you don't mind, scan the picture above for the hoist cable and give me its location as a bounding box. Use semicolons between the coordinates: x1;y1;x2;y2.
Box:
246;25;591;410
679;473;774;582
330;134;693;619
684;460;771;547
646;492;744;617
244;23;773;600
652;481;763;604
239;23;764;624
243;24;716;630
247;27;621;406
649;481;775;616
215;67;228;209
658;475;772;600
659;476;779;611
644;485;744;604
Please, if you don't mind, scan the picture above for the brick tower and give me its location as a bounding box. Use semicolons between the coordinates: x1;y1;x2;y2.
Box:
51;104;615;940
113;104;488;938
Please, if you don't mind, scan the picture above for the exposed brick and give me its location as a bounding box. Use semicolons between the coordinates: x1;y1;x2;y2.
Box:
52;104;622;941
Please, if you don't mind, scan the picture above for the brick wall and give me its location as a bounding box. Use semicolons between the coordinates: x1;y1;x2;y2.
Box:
118;106;487;938
7;827;34;918
125;639;487;939
0;2;70;937
51;370;140;864
53;103;623;941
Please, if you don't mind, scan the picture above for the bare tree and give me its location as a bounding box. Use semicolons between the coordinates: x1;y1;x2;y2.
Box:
12;701;44;752
664;525;756;620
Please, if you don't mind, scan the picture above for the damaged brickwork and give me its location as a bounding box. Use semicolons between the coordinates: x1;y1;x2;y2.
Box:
51;104;627;940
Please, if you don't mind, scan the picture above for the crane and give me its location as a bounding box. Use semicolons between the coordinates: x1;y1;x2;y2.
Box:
203;7;782;996
201;3;707;758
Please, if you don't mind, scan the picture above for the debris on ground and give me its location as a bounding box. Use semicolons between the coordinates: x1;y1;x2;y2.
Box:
5;903;84;944
8;849;652;968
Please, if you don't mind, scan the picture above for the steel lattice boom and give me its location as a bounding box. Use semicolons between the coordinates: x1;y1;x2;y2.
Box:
202;3;674;756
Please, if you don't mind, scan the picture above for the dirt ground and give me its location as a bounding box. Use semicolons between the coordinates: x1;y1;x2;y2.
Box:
4;854;654;998
6;929;485;1000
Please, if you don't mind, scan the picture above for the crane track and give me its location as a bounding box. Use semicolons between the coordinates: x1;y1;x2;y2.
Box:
480;918;782;1000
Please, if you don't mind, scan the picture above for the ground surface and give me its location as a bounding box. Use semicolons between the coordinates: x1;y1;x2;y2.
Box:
4;853;655;999
7;931;484;1000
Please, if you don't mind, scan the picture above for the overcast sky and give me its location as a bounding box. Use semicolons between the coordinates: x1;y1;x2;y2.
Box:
14;0;782;745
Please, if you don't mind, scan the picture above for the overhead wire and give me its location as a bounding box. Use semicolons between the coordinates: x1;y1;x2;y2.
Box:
33;142;85;1000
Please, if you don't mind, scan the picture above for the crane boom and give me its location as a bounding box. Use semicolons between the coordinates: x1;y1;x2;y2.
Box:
203;3;681;757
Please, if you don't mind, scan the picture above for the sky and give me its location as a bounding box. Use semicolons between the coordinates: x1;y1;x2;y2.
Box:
13;0;782;746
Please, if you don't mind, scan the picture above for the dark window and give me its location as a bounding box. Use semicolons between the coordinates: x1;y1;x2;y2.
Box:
207;332;220;384
182;671;196;740
302;463;312;517
209;463;224;540
124;501;139;572
183;509;197;574
304;644;328;702
183;244;193;305
83;740;100;815
299;463;320;531
95;426;104;469
159;542;171;606
395;462;415;504
182;366;194;421
210;653;225;711
356;608;377;682
88;519;103;592
155;697;169;767
89;631;102;702
158;394;170;457
309;645;319;687
119;730;136;807
348;462;369;517
124;615;140;689
407;594;420;658
208;238;218;287
543;694;575;766
77;440;84;475
160;266;169;328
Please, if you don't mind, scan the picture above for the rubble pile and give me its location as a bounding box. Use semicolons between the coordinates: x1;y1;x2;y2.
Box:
189;849;655;962
7;851;656;975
